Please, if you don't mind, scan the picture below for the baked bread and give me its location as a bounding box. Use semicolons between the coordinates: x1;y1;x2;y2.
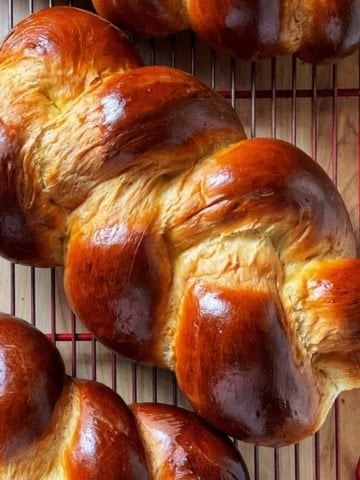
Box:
0;7;359;447
92;0;360;63
0;312;249;479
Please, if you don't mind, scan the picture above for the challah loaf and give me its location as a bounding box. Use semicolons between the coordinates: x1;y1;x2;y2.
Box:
92;0;360;63
0;7;359;447
0;312;249;479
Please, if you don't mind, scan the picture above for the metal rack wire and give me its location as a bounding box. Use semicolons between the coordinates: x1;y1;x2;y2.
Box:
0;1;359;479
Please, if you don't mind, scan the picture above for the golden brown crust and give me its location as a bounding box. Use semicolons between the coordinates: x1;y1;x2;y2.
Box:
65;381;149;480
1;7;359;448
0;6;143;91
25;65;242;216
93;0;360;62
175;285;320;446
131;403;249;479
0;7;243;267
165;139;355;260
65;224;172;365
0;6;143;267
95;67;243;176
0;313;65;462
61;64;243;366
0;313;248;478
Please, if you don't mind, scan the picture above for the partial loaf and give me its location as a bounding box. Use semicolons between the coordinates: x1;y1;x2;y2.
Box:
92;0;360;63
0;312;248;479
0;7;360;447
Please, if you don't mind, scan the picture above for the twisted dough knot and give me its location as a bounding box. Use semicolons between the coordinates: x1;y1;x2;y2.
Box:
92;0;360;63
0;7;359;447
0;313;248;479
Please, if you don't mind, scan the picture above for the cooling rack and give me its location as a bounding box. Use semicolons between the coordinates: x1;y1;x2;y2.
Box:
0;1;359;478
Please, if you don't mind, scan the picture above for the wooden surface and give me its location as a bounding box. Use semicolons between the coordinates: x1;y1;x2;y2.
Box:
0;1;359;479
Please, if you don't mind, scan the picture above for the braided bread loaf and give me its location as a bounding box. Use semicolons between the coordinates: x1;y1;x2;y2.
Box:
92;0;360;63
1;7;359;447
0;312;249;479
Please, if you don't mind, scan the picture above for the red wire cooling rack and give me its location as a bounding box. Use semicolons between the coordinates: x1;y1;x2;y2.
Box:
1;1;360;479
